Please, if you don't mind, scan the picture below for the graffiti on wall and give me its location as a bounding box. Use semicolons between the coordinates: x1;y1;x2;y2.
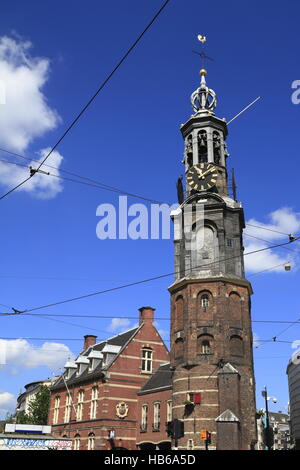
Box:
1;438;72;450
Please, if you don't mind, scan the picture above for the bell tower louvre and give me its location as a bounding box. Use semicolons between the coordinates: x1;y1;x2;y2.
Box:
169;39;257;450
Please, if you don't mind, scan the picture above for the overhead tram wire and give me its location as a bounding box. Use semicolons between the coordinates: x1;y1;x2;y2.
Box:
0;0;172;201
0;155;165;204
1;312;300;325
244;232;300;255
0;237;299;317
245;223;291;237
0;258;290;284
2;151;300;239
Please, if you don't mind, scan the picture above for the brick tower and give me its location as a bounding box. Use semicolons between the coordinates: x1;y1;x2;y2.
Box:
169;56;257;450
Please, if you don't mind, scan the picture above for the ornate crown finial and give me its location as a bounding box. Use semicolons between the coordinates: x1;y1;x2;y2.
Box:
190;35;217;114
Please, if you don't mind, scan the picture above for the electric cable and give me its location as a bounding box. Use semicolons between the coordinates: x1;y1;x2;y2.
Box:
0;238;298;317
13;239;300;314
244;232;300;255
0;0;172;201
0;145;165;204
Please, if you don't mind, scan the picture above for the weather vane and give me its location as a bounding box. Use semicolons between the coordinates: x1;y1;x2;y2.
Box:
193;34;214;69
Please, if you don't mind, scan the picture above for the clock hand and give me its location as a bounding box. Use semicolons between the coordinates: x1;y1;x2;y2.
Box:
199;166;216;179
194;166;203;176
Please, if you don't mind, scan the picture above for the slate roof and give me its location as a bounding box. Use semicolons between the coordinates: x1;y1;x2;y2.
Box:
51;327;140;390
138;363;172;395
90;328;139;354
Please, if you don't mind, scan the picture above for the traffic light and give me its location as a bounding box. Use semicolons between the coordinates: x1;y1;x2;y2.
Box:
166;421;173;437
206;432;211;445
173;419;184;439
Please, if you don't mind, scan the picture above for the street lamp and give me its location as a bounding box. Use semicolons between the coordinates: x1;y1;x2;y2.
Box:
261;386;277;450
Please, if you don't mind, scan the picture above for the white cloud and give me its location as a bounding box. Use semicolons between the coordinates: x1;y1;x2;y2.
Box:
253;333;260;349
0;147;63;199
244;207;300;273
107;318;131;333
0;391;16;418
0;339;74;373
0;36;60;152
0;36;64;198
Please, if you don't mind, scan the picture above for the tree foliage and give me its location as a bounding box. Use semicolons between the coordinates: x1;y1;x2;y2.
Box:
26;385;51;425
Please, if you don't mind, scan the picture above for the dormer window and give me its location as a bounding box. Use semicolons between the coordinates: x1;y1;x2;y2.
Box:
87;351;103;372
75;356;90;376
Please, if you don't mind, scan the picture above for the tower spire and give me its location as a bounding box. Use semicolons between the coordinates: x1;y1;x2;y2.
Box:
191;35;217;115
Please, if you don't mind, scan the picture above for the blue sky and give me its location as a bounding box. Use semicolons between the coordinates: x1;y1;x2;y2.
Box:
0;0;300;417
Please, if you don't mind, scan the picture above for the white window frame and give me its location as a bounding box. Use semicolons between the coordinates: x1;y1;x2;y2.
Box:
76;390;84;421
74;435;80;450
141;348;153;373
87;433;95;450
53;396;60;425
64;394;72;423
201;295;209;308
153;402;160;430
90;387;98;419
141;404;148;431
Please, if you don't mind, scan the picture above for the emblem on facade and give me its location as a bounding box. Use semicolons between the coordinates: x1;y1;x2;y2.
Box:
116;401;129;419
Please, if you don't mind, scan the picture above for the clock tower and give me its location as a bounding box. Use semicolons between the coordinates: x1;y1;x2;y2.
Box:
169;64;257;450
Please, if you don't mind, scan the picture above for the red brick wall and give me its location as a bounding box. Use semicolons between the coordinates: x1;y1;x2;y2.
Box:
169;279;257;450
49;319;169;450
136;388;172;447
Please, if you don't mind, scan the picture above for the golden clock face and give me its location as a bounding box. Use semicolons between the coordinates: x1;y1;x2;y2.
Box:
187;163;218;191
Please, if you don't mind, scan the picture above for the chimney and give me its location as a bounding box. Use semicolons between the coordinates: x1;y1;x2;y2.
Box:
83;335;97;351
139;306;155;325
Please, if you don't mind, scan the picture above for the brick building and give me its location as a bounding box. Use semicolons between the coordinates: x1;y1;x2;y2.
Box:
136;362;172;450
287;357;300;449
168;64;257;449
48;50;258;451
49;307;169;450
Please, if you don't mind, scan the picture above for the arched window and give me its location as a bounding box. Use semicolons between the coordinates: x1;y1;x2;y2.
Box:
74;434;81;451
174;337;184;360
213;131;221;165
197;291;213;325
191;225;219;272
88;433;95;451
153;402;161;431
198;334;214;355
201;340;211;354
141;404;148;432
197;130;207;163
186;134;193;167
230;336;243;357
229;292;242;328
201;294;209;310
174;296;184;331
